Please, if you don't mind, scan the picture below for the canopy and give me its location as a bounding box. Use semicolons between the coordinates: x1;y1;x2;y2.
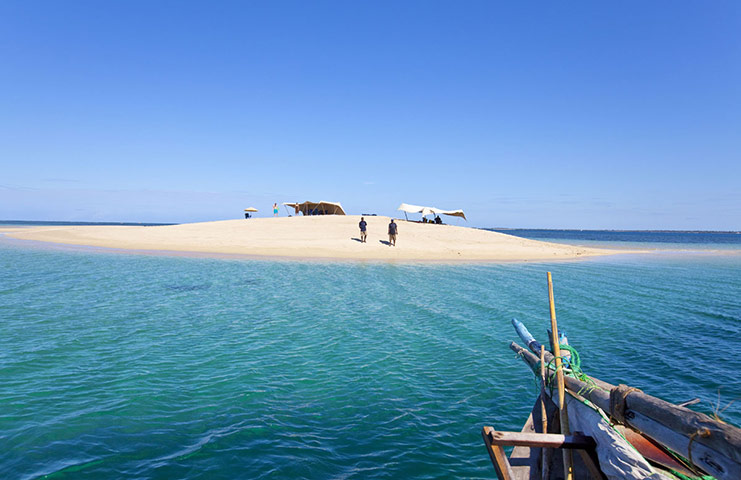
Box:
244;207;258;212
397;203;466;220
283;201;346;216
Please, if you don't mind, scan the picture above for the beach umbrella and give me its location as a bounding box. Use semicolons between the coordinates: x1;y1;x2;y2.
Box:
244;207;258;212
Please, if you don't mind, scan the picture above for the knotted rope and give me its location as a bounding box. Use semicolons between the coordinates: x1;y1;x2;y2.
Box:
609;384;642;425
687;427;712;476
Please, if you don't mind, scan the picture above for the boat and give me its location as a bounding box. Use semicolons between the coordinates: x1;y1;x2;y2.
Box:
482;273;741;480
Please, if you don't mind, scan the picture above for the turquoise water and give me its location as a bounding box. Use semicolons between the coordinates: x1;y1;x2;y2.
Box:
1;239;740;479
489;228;741;251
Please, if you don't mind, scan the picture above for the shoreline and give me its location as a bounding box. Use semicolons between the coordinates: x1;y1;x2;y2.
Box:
2;216;627;263
0;237;611;265
5;233;737;265
1;235;632;265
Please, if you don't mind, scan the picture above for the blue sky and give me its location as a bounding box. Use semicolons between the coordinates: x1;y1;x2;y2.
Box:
1;1;739;229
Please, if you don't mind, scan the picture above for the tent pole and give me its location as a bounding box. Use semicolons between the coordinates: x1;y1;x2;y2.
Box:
404;212;408;221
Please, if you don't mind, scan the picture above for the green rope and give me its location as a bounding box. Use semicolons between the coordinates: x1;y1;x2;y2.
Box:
556;345;608;397
528;357;558;395
667;470;715;480
560;344;580;370
525;344;608;401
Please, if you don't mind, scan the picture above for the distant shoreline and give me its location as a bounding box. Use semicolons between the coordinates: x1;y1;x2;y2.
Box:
0;220;175;227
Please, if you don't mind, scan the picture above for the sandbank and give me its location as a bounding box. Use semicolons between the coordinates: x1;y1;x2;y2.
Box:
3;216;620;262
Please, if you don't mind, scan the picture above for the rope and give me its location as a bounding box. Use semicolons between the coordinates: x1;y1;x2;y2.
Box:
528;357;557;397
687;427;712;477
527;344;602;398
609;384;642;425
559;344;580;371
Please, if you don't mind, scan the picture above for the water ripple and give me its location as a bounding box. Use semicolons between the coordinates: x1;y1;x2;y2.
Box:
0;244;739;478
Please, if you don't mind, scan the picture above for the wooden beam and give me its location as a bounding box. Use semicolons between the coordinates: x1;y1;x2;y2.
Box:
485;430;596;449
482;426;514;480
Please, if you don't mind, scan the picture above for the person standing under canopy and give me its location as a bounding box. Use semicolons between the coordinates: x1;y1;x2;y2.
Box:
388;219;398;247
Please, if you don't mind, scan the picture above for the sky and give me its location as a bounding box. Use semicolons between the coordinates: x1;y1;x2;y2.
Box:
1;1;739;229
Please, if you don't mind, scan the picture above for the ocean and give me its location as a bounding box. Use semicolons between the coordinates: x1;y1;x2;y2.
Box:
1;230;740;479
489;228;741;250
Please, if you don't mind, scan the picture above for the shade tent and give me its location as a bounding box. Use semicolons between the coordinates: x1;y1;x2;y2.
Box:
283;201;346;216
397;203;466;221
398;203;427;215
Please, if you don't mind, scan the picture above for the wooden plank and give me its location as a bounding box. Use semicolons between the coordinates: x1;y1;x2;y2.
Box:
489;431;596;449
512;412;538;472
483;426;515;480
499;399;561;479
509;412;540;480
626;388;741;464
627;410;741;479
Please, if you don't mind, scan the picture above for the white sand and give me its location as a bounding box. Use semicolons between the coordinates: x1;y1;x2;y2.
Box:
3;216;618;262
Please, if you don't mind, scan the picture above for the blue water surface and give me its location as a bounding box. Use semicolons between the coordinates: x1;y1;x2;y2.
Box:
489;228;741;250
1;238;740;479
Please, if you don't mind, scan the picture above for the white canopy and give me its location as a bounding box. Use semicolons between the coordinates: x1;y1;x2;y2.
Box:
397;203;466;220
283;201;346;216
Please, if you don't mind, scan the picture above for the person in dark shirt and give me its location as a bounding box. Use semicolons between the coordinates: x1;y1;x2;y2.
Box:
388;219;398;246
359;217;368;243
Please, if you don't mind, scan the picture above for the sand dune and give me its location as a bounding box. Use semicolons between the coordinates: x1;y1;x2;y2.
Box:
4;216;618;262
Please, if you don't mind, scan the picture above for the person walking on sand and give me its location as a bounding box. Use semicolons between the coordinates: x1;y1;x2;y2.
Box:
388;219;398;246
273;203;279;217
359;217;368;243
